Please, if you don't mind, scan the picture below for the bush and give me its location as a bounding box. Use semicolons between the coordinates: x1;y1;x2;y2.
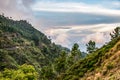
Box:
107;63;114;70
102;70;107;75
79;72;84;77
70;76;79;80
0;64;39;80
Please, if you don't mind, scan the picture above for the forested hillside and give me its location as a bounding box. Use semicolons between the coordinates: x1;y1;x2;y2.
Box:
60;28;120;80
0;14;120;80
0;14;70;79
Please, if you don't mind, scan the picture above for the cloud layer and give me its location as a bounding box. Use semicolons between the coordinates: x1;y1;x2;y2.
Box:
0;0;120;51
32;1;120;16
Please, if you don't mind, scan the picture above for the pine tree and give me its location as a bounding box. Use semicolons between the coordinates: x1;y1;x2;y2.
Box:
71;43;81;61
67;43;81;66
54;51;67;74
86;40;96;53
110;27;120;40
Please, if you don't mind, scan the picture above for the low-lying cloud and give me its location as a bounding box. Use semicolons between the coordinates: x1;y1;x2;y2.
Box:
0;0;120;51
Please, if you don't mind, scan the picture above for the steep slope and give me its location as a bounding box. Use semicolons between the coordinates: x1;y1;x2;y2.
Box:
61;37;120;80
0;14;69;73
82;39;120;80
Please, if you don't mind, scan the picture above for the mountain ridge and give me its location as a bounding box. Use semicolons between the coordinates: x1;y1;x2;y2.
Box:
60;36;120;80
0;14;69;72
0;14;120;80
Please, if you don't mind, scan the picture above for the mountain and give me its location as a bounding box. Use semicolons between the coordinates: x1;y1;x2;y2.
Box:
60;35;120;80
0;14;69;75
1;14;120;80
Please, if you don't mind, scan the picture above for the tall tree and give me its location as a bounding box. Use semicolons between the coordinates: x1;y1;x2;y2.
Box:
54;51;67;74
71;43;81;60
110;27;120;40
86;40;96;53
40;66;55;79
67;43;81;66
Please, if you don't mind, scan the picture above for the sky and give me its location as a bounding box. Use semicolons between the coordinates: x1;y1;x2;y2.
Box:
0;0;120;51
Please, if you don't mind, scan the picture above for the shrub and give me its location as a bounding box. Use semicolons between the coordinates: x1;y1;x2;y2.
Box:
107;63;114;70
79;72;84;77
0;64;39;80
102;70;107;75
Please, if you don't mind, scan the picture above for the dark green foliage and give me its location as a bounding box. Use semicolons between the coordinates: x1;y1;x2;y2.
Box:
71;43;79;56
54;51;67;74
81;52;87;58
79;72;84;77
70;76;79;80
110;27;120;40
107;63;114;70
1;14;120;80
86;40;96;53
71;43;81;61
0;49;8;70
61;37;120;79
0;14;69;80
0;49;18;70
0;30;3;37
40;66;55;79
65;43;82;75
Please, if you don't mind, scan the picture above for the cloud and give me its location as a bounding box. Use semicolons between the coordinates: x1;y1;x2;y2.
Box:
83;32;110;44
44;28;70;47
22;0;35;8
0;0;43;31
0;0;120;51
32;1;120;16
33;11;120;29
103;1;120;9
44;23;119;50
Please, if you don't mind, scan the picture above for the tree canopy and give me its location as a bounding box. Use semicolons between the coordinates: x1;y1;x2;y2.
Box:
86;40;96;53
110;27;120;40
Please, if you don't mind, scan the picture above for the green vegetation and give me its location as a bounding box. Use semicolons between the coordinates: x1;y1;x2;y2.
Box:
67;43;82;67
0;14;120;80
54;51;67;74
110;27;120;40
60;27;120;80
0;64;39;80
86;40;97;53
0;14;69;80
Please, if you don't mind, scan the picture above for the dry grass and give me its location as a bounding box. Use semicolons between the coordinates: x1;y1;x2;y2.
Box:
80;41;120;80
